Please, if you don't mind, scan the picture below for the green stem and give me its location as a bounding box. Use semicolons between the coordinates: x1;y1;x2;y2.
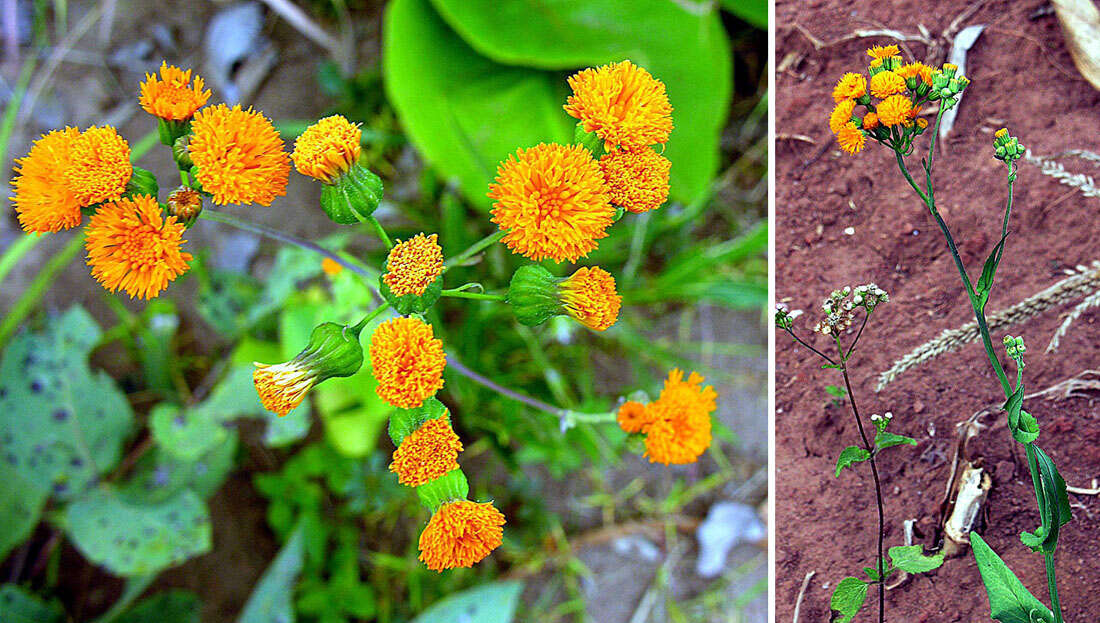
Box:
439;289;505;302
0;235;42;286
443;230;507;271
363;214;393;249
351;302;392;333
0;232;84;348
1046;553;1063;623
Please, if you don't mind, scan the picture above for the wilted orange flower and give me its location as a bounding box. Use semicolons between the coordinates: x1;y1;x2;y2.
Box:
832;73;867;103
617;401;651;434
599;147;671;214
383;233;444;296
84;195;192;300
188;104;289;206
867;45;901;60
11;127;82;233
836;123;866;155
418;500;506;571
898;62;934;86
370;317;446;408
643;369;716;465
139;62;211;121
869;71;906;99
829;99;856;134
252;360;317;416
291;114;362;183
564;60;673;151
488;143;613;263
389;416;464;487
560;266;621;331
877;94;914;127
321;257;344;276
64;126;132;206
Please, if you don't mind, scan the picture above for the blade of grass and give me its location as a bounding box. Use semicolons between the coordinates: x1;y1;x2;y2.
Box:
0;231;84;347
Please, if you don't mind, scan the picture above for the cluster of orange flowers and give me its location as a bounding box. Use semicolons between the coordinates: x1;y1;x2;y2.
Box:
828;45;966;155
617;369;717;464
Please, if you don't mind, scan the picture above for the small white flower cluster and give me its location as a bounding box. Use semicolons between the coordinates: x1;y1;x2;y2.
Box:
812;284;890;336
853;283;889;312
774;302;804;330
869;411;894;423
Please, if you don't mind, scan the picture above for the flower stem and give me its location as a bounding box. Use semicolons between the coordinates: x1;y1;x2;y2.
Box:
363;214;393;250
351;302;392;333
440;289;506;302
443;230;507;271
446;353;566;418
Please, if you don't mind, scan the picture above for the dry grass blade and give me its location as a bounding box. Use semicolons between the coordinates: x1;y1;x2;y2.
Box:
1052;0;1100;91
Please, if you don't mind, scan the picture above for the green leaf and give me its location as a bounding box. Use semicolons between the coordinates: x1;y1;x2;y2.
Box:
412;580;523;623
825;385;846;398
874;431;918;451
829;577;868;623
114;590;201;623
835;446;871;477
861;566;881;582
0;306;133;499
383;0;573;207
238;523;306;623
120;433;238;504
425;0;732;204
888;545;944;574
65;488;211;577
1021;446;1071;554
1003;386;1039;445
0;459;48;560
0;585;64;623
719;0;768;28
975;233;1008;311
970;532;1054;623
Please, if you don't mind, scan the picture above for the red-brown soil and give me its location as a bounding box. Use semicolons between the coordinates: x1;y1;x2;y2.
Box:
775;1;1100;621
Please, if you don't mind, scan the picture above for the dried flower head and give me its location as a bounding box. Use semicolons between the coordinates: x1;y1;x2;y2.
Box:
84;194;192;300
252;360;317;416
139;62;211;121
836;123;866;155
418;500;506;571
291;114;362;183
617;401;651;434
643;369;716;465
11;127;83;233
189;104;289;206
383;233;444;297
559;266;621;331
832;73;867;103
166;186;203;222
370;317;446;409
389;416;464;487
829;99;857;134
876;94;913;127
488;143;613;263
564;60;673;151
869;71;906;99
599;147;671;214
64;126;132;206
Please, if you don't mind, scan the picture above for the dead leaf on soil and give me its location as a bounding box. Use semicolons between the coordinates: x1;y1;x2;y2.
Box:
1052;0;1100;90
939;25;985;141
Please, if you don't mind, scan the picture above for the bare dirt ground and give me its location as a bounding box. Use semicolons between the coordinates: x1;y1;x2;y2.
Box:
776;0;1100;621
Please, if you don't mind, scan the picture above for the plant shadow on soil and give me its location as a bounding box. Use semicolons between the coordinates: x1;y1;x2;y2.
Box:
776;1;1100;621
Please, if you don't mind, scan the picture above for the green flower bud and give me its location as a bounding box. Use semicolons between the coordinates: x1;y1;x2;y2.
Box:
320;161;384;224
124;166;159;199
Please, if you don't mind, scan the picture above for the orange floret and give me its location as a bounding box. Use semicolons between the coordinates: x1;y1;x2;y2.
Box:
642;369;717;465
252;361;317;416
139;62;211;121
876;94;914;127
188;104;289;206
869;71;906;99
418;500;506;571
291;114;362;183
564;60;673;151
559;266;621;331
599;147;671;214
389;416;464;487
369;317;446;409
829;99;856;134
617;401;652;434
832;73;867;103
64;126;132;206
11;127;83;233
383;233;444;297
836;123;866;155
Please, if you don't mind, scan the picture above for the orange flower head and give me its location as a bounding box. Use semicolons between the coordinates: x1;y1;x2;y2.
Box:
995;128;1009;140
389;416;464;487
370;317;446;408
560;266;621;331
252;360;317;416
188;104;289;206
867;45;901;60
898;62;934;86
383;233;444;297
564;60;673;150
836;123;866;155
829;99;856;134
599;147;671;214
139;62;211;121
916;117;929;129
869;71;906;99
418;500;506;571
291;114;362;183
877;94;914;127
488;143;613;263
832;73;867;103
321;257;344;276
862;113;880;130
643;369;716;465
11;127;83;233
84;194;193;300
617;401;652;434
64;126;132;206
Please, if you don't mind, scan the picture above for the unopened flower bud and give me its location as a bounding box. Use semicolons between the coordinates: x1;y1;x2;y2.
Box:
507;265;621;331
166;186;203;227
253;322;364;416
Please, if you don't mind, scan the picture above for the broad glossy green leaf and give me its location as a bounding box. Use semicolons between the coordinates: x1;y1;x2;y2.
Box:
384;0;576;207
426;0;732;203
0;307;132;499
238;524;306;623
412;580;523;623
0;584;64;623
888;545;943;574
65;488;211;577
970;532;1054;623
835;446;870;477
829;577;867;623
720;0;767;28
874;431;917;451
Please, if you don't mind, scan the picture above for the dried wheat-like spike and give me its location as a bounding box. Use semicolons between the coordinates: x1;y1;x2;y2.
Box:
1061;149;1100;164
876;262;1100;390
1026;150;1100;198
1048;289;1100;353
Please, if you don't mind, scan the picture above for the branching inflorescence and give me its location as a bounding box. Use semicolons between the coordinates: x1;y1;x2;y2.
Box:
10;60;718;572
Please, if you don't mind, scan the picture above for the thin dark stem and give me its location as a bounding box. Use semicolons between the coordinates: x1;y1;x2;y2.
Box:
840;354;886;623
446;353;566;418
782;328;836;365
845;313;870;360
